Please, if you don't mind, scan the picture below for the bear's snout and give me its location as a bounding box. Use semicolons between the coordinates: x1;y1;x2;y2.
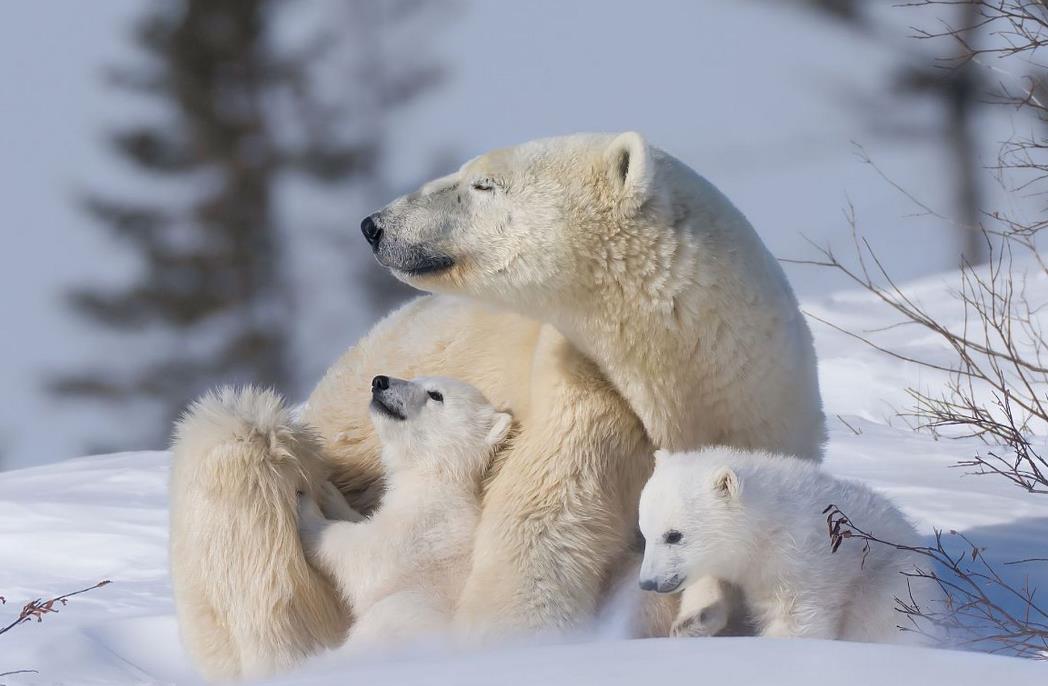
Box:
361;215;383;251
368;375;419;423
639;574;683;594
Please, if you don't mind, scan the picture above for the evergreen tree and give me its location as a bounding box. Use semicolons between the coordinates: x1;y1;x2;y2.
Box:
798;0;988;264
54;0;444;451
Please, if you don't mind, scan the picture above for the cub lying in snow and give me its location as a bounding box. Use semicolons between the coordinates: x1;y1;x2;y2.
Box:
638;447;929;643
298;375;512;644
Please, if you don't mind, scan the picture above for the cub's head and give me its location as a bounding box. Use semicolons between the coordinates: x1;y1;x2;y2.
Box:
637;449;748;594
368;375;512;478
360;132;677;318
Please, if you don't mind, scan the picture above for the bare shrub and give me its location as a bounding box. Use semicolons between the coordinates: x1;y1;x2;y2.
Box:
824;505;1048;657
792;0;1048;658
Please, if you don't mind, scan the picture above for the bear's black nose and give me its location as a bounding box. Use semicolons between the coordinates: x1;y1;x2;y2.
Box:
372;375;390;393
361;215;383;250
639;578;657;592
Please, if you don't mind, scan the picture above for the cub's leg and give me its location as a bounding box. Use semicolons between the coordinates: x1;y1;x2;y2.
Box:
759;595;842;640
317;481;365;522
296;494;373;591
671;578;753;637
350;590;449;645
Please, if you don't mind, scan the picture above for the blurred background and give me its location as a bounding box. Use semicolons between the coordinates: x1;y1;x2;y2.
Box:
0;0;1029;469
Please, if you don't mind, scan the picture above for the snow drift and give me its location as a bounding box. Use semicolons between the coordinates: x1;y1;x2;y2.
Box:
2;271;1047;684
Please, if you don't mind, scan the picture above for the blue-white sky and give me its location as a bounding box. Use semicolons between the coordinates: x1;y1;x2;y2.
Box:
0;0;1027;468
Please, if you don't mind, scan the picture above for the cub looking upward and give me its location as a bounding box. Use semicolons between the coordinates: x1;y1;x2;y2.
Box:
298;375;512;644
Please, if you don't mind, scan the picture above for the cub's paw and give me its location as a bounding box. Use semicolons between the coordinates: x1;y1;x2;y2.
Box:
296;492;329;553
670;603;729;638
318;481;364;523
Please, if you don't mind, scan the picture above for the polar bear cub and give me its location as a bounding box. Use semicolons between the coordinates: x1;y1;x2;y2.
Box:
298;374;512;644
638;447;928;644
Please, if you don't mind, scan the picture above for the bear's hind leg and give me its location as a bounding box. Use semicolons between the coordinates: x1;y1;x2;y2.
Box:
170;387;351;680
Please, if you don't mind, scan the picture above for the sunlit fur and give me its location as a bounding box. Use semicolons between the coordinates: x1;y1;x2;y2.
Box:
367;132;826;637
297;377;512;644
170;132;826;676
169;387;350;681
639;447;929;643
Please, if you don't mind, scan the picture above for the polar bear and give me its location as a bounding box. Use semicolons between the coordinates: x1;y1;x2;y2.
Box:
169;387;352;681
297;375;512;644
638;447;924;643
170;132;825;678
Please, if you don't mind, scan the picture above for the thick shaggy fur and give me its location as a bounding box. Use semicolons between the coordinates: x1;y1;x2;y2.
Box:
169;388;350;681
170;132;826;678
298;377;512;644
639;447;924;643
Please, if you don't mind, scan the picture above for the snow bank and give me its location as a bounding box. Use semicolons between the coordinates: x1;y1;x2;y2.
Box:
2;274;1047;683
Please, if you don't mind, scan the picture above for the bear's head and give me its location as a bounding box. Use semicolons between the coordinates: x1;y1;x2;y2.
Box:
637;448;751;594
368;374;512;480
360;132;681;319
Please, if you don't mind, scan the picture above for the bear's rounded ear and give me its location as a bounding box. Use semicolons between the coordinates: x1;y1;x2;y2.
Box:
605;131;654;204
486;411;513;447
712;466;741;500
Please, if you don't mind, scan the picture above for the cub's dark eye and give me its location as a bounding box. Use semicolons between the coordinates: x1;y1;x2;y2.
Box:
471;181;494;192
427;391;444;402
663;530;683;545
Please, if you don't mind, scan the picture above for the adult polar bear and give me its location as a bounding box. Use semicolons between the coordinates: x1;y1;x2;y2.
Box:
170;132;825;679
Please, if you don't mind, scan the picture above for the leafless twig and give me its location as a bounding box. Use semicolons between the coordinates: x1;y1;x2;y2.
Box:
801;0;1048;659
824;504;1048;657
0;580;112;637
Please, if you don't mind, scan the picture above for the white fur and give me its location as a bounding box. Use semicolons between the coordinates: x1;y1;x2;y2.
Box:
170;133;826;678
370;132;825;637
639;447;929;643
297;377;511;644
168;388;351;681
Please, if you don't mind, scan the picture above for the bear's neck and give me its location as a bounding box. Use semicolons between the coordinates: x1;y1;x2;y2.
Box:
549;224;765;451
559;306;710;451
540;251;715;449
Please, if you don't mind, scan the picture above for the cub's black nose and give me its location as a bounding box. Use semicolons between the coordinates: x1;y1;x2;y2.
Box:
361;215;383;250
372;375;390;393
639;578;657;592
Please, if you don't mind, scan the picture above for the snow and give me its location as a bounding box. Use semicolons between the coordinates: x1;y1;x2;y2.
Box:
3;272;1048;683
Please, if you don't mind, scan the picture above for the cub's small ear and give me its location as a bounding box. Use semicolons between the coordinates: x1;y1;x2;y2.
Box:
712;466;741;500
605;131;654;203
486;411;513;447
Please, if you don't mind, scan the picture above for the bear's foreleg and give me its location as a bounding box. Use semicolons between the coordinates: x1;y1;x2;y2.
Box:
454;329;652;638
454;443;631;637
671;577;733;637
671;577;754;637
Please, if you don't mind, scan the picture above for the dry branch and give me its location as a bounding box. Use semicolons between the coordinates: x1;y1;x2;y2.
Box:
0;580;112;637
796;0;1048;658
824;504;1048;658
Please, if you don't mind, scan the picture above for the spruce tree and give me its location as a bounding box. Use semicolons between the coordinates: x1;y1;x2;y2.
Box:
54;0;443;451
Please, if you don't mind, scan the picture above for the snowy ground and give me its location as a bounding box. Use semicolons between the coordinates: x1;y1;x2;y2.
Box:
2;272;1047;684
